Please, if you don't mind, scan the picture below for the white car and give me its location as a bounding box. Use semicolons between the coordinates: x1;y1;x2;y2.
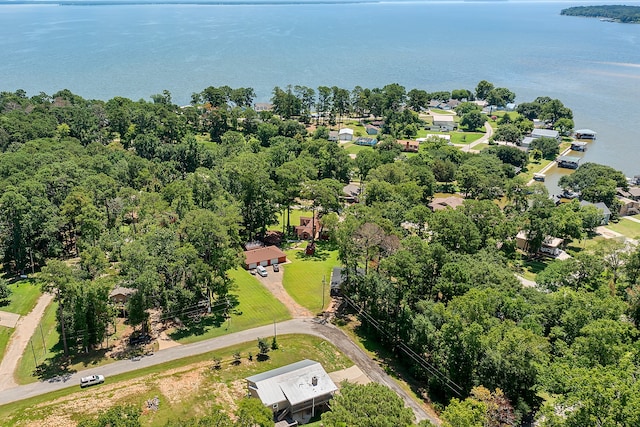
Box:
80;374;105;388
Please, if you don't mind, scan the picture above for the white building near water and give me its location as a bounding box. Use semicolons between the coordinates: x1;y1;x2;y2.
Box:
246;360;338;425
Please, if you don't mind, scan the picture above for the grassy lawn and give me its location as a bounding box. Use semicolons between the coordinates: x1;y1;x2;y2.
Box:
471;143;489;151
0;326;12;364
15;300;60;385
283;243;340;313
2;280;41;315
171;268;291;344
1;334;353;427
16;269;292;384
342;142;372;155
565;235;607;256
513;259;548;282
268;208;313;233
604;218;640;240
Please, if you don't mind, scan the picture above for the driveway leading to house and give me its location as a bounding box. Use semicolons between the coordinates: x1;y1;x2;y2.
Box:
0;293;54;391
254;265;314;318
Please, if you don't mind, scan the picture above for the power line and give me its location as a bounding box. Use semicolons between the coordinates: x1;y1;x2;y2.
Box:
342;295;463;396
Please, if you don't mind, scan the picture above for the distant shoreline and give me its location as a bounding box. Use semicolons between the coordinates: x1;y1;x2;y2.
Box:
561;5;640;24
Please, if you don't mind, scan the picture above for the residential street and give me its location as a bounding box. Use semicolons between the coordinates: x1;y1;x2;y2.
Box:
0;317;439;425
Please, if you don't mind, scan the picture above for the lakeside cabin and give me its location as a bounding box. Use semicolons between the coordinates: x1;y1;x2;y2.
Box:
571;141;587;151
574;129;597;140
557;155;581;169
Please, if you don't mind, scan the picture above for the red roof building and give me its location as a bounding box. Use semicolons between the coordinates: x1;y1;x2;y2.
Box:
243;246;287;269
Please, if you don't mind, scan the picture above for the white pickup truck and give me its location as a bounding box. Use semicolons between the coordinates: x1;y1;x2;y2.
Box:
80;374;105;388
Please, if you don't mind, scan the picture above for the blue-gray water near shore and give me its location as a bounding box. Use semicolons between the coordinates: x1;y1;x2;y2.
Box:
1;0;639;177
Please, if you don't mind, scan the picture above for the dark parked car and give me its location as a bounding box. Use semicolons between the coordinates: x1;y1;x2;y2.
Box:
129;332;151;346
272;263;279;272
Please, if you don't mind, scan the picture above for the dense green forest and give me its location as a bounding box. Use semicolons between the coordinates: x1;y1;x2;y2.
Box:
561;5;640;23
1;82;639;426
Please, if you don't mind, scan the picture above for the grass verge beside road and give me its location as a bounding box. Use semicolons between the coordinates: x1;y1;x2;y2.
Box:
1;335;353;427
16;300;60;385
284;244;339;313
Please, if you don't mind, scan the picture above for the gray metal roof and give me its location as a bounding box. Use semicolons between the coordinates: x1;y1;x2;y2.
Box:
246;360;337;407
558;155;581;163
532;129;559;138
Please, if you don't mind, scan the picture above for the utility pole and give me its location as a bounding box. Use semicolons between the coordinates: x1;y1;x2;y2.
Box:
31;340;37;366
39;324;46;354
322;275;326;311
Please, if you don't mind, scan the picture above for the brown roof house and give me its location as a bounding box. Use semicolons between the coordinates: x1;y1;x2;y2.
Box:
428;196;465;211
109;286;136;304
243;246;287;270
397;139;419;153
295;215;328;241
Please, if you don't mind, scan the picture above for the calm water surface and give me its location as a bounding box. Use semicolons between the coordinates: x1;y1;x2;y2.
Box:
1;1;639;174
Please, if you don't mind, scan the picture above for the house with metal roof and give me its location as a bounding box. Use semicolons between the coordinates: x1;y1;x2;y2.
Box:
246;359;338;425
579;200;611;225
338;128;354;141
531;128;560;141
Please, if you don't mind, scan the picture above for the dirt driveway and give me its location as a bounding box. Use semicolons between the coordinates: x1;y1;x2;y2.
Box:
253;265;314;318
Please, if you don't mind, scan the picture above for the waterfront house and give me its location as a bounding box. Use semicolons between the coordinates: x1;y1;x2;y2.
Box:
579;200;611;225
531;128;560;141
338;128;353;141
246;359;338;425
254;103;274;112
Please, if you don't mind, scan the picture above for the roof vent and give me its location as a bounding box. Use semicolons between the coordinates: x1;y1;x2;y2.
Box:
311;376;318;386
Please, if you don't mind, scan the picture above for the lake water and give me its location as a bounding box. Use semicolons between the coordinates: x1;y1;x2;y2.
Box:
1;0;639;176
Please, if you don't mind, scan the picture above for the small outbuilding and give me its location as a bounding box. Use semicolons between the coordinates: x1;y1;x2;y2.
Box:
246;359;338;425
244;246;287;270
354;137;377;146
397;139;419;152
338;128;354;141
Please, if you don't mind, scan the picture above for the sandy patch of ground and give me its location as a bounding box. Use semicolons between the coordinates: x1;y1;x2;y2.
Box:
25;360;239;426
329;365;371;386
0;310;20;328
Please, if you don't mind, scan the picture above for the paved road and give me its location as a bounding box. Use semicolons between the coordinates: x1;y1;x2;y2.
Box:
0;293;54;391
0;318;439;425
459;121;493;153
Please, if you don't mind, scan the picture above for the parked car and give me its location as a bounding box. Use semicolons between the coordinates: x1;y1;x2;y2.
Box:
272;263;279;272
80;374;105;388
256;265;268;277
249;268;257;275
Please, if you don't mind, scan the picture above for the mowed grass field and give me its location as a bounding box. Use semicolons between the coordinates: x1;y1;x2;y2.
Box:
605;218;640;240
268;209;313;233
0;280;42;366
172;268;291;344
1;335;353;427
3;280;41;315
284;244;340;313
